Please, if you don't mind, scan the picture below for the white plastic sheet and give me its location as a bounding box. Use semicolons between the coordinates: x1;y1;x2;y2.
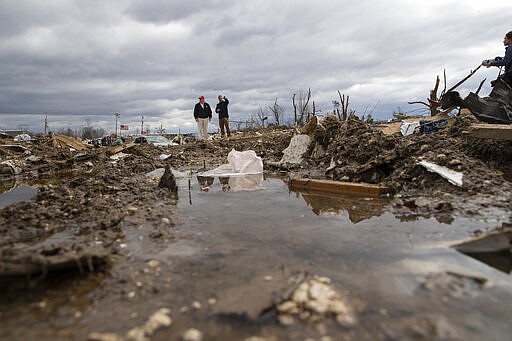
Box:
400;121;420;136
418;160;463;187
14;134;31;141
227;149;263;174
197;149;264;191
202;149;263;176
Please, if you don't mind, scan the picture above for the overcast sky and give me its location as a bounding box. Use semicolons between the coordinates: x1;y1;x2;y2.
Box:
0;0;510;135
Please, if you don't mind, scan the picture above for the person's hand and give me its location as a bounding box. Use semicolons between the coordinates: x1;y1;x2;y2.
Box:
482;59;491;67
195;118;198;122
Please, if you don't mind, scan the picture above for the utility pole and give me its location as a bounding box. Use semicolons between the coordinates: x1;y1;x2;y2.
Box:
141;114;144;134
44;113;48;134
114;112;120;137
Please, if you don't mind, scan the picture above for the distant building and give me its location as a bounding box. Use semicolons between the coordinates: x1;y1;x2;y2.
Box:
0;130;25;137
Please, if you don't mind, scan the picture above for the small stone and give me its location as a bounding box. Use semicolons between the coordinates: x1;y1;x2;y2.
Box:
192;301;202;310
127;291;136;299
182;328;203;341
277;300;298;314
329;300;350;315
161;217;170;224
278;314;295;326
292;283;310;303
127;206;138;214
315;276;331;284
143;308;172;334
448;159;462;166
207;298;217;305
264;275;273;281
147;260;160;268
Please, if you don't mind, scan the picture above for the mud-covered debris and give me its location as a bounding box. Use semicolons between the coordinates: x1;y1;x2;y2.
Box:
0;246;109;277
0;160;23;175
158;165;178;192
453;224;512;273
267;134;310;168
52;134;90;150
0;144;28;153
274;275;356;327
420;271;488;298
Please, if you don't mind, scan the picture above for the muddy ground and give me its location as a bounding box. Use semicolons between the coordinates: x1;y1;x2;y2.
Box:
0;113;511;340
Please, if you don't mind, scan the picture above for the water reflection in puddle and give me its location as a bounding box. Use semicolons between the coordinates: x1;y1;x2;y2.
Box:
0;185;38;209
153;175;512;339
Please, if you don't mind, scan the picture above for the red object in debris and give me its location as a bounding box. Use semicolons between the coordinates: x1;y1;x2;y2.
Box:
201;186;210;192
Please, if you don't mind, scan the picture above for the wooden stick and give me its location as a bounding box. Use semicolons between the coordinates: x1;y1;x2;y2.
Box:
445;64;482;93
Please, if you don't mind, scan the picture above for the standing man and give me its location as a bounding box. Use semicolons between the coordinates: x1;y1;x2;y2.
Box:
216;95;231;138
193;95;212;141
483;31;512;87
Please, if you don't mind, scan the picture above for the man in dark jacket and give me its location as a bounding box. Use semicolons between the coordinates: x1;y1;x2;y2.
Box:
215;95;231;137
193;95;212;141
483;31;512;87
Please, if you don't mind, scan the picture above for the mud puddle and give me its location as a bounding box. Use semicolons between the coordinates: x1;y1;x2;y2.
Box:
126;176;512;340
1;176;512;340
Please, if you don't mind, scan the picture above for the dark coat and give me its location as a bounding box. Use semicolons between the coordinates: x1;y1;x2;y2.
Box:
491;45;512;74
215;98;229;119
194;102;212;119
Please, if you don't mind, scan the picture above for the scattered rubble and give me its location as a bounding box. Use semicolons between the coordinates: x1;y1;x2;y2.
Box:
0;113;510;339
273;275;356;327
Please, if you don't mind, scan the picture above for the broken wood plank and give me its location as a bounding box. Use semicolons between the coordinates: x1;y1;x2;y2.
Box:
464;123;512;141
52;134;91;150
0;144;28;153
290;178;388;196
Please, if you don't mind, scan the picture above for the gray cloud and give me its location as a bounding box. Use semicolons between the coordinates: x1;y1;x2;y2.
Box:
1;0;511;134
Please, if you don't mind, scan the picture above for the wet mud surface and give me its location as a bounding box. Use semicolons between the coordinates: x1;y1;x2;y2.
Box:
0;115;511;340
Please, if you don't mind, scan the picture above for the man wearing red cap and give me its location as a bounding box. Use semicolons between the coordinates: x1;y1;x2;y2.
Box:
193;95;212;141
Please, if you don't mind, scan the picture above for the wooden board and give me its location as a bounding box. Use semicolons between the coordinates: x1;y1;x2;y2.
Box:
290;178;388;196
465;123;512;141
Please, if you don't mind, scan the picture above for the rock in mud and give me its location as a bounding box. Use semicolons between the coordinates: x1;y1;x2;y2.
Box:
181;328;203;341
274;275;356;327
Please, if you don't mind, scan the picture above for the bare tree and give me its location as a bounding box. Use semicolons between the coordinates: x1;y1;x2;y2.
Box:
408;65;483;116
292;93;297;127
292;88;312;127
268;98;283;126
337;91;352;121
332;100;340;117
256;107;268;128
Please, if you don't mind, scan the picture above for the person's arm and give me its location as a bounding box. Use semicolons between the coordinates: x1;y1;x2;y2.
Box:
490;46;512;67
193;104;199;120
224;97;229;105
